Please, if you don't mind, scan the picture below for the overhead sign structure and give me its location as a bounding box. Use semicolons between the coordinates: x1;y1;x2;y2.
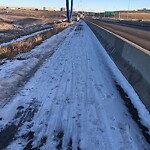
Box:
104;11;115;16
66;0;73;22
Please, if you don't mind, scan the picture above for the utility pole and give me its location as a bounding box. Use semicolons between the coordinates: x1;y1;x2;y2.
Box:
127;0;131;20
119;12;121;19
66;0;73;22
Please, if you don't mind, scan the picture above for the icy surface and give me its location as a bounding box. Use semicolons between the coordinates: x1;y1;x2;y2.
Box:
0;21;149;150
0;26;72;105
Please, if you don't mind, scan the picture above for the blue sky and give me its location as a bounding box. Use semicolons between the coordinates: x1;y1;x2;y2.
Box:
1;0;150;12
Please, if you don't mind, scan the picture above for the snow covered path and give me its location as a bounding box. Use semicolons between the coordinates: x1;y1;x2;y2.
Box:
0;21;149;150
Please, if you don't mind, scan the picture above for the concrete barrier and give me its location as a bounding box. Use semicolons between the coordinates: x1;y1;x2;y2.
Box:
86;21;150;111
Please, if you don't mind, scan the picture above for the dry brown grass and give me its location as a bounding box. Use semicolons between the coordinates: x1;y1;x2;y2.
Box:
0;22;69;59
0;10;67;44
0;9;66;30
0;9;66;22
113;12;150;20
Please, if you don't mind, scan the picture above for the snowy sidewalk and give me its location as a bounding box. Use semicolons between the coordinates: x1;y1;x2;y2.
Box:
0;21;149;150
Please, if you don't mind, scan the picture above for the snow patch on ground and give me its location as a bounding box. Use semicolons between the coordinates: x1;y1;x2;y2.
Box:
0;25;73;105
0;21;149;150
0;28;52;47
89;23;150;131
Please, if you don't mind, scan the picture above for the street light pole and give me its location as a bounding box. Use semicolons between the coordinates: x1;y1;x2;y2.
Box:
66;0;73;22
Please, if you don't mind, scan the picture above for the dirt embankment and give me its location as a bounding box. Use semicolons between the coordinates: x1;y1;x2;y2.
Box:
0;10;67;43
0;9;66;18
0;22;71;59
0;18;19;30
111;12;150;20
0;9;73;59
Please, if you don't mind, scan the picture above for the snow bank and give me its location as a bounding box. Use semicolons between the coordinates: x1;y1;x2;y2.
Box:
0;28;52;47
0;25;73;105
86;21;150;131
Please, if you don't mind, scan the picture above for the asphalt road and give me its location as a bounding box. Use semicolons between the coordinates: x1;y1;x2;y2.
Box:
87;19;150;51
99;20;150;31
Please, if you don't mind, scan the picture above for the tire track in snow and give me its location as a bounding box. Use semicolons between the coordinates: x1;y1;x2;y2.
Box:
4;26;77;150
26;28;81;149
25;36;75;149
1;21;149;150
